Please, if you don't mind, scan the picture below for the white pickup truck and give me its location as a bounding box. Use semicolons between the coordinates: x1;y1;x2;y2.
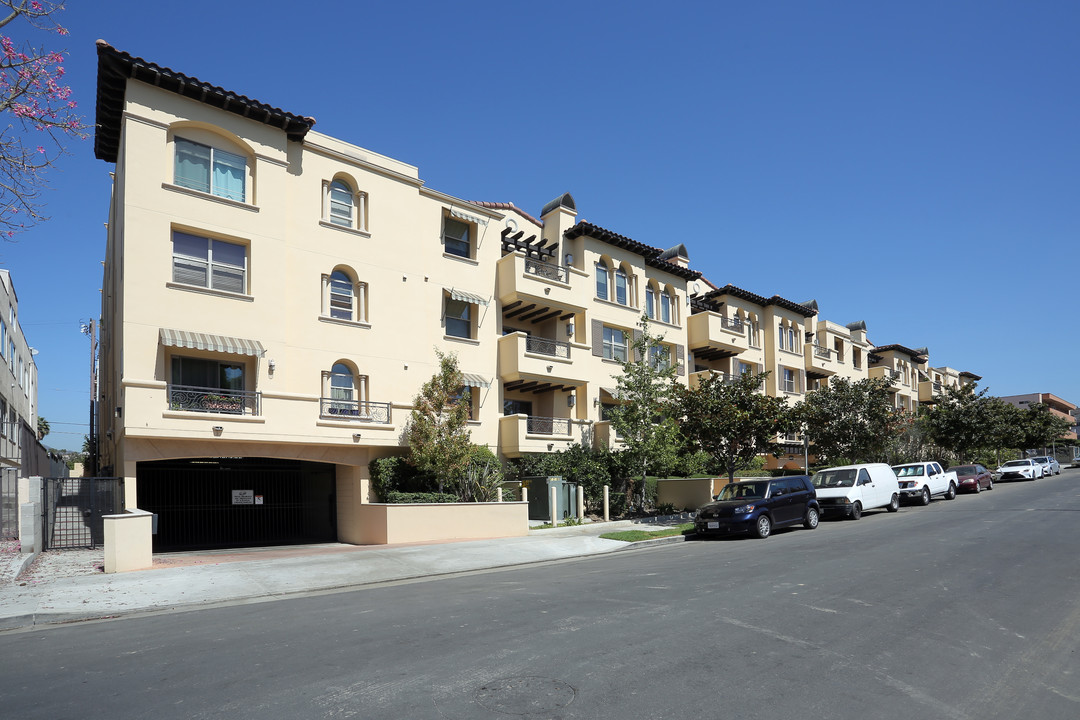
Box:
891;462;958;505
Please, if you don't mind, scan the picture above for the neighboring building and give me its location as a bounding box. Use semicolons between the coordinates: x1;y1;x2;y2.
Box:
0;270;64;539
998;393;1078;441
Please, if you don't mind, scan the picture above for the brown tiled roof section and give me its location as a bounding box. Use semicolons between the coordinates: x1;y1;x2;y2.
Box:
872;343;927;360
95;41;316;163
704;284;817;317
469;202;543;228
564;222;701;281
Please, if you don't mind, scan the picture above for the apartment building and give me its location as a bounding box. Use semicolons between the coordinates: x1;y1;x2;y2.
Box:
998;393;1078;441
92;43;701;551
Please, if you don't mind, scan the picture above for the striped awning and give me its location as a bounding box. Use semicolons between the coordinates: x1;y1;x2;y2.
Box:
461;373;490;389
448;288;489;306
450;207;489;226
159;328;266;357
600;386;620;398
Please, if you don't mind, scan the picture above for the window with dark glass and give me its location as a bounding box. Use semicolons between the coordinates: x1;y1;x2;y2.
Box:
445;298;471;338
595;263;608;299
443;218;471;258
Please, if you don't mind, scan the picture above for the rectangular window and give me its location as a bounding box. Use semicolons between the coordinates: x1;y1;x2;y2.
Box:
445;298;471;338
614;270;628;305
172;356;245;391
503;399;533;416
443;218;471;258
788;327;797;350
747;322;758;347
595;263;608;300
602;326;629;362
174;138;246;202
660;293;672;323
172;231;247;294
782;368;798;393
0;320;5;357
778;326;785;351
649;345;670;370
645;287;655;319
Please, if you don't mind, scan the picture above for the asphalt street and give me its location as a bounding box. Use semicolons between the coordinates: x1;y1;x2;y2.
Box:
1;470;1078;719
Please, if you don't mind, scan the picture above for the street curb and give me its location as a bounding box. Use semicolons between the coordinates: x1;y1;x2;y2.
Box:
613;532;698;550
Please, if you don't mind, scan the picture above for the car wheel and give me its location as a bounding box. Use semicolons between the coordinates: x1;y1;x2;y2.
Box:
974;480;981;494
919;486;931;506
753;514;772;539
804;507;820;529
987;477;993;490
849;501;862;520
886;493;899;512
945;482;956;500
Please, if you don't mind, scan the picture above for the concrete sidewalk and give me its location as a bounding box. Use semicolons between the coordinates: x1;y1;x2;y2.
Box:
0;516;694;632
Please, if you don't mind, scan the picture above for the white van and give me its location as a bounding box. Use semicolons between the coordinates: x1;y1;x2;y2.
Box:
811;463;900;520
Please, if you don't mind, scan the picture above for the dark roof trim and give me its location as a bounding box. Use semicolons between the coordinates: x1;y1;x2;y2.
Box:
846;320;867;332
959;371;982;380
564;222;701;281
703;284;817;317
872;343;926;360
94;40;316;163
659;243;689;261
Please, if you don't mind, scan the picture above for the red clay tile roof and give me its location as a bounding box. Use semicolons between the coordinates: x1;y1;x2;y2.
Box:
469;201;543;228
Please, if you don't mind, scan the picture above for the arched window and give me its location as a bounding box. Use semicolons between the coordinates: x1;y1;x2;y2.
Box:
321;269;368;324
323;362;370;417
660;289;674;324
595;261;609;300
330;363;355;402
323;178;368;232
329;180;354;227
645;284;656;319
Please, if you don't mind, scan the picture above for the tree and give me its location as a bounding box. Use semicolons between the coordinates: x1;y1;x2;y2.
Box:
404;349;472;495
36;414;47;439
0;1;84;237
677;370;790;482
795;376;903;465
608;316;682;511
919;384;1000;463
1018;402;1073;453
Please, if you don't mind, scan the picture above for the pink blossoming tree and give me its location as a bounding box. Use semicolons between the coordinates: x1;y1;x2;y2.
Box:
0;1;84;237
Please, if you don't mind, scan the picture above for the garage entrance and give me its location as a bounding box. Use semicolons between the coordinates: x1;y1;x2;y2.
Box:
137;458;337;552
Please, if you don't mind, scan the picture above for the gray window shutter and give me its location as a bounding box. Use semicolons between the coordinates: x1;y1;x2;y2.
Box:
675;344;685;376
591;319;603;357
633;329;643;362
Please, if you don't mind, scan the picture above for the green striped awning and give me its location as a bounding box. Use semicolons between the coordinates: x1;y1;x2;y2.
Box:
461;373;490;389
448;288;489;306
159;328;266;357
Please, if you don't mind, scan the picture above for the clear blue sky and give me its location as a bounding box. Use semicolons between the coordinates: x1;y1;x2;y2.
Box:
4;1;1078;450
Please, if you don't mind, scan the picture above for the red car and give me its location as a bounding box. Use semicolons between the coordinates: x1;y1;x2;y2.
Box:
949;464;994;493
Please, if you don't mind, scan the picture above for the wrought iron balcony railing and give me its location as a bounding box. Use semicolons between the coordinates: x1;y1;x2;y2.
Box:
168;384;260;415
812;345;833;360
525;336;571;359
526;416;571;436
721;315;744;332
524;258;569;284
320;398;392;424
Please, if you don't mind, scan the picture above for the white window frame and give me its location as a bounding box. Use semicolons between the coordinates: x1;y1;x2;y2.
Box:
322;179;368;232
444;296;474;339
443;217;473;259
172;231;248;294
322;271;368;324
595;262;609;300
614;269;629;306
602;326;629;362
782;367;798;393
645;286;656;319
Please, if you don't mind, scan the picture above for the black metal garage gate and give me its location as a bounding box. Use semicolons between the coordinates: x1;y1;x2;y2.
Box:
41;477;123;550
136;458;336;552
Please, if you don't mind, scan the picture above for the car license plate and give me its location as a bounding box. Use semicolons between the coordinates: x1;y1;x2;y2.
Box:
707;521;719;529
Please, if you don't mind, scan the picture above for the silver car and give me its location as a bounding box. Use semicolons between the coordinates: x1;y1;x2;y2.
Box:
1032;456;1060;476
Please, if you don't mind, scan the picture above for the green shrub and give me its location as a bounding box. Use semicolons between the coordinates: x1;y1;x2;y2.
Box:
383;491;459;504
369;456;433;500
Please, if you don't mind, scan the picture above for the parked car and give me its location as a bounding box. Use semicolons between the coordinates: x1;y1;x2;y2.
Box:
1032;456;1060;475
694;476;819;539
949;464;994;493
811;463;900;520
891;462;958;504
996;459;1042;481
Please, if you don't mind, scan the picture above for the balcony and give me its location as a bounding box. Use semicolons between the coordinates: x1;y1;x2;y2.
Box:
497;253;585;317
687;311;748;360
499;332;585;389
869;366;901;390
804;344;838;377
500;413;586;457
918;380;944;404
319;398;393;424
167;384;260;415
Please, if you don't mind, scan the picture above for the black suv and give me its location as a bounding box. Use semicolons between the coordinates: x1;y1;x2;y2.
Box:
695;476;820;539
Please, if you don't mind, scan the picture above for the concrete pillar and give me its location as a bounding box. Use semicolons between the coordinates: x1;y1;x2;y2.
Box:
19;502;38;553
576;486;584;520
496;487;503;502
603;485;610;522
521;486;528;503
550;485;558;527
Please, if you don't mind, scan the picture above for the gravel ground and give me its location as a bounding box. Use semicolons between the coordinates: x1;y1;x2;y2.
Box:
0;539;105;587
